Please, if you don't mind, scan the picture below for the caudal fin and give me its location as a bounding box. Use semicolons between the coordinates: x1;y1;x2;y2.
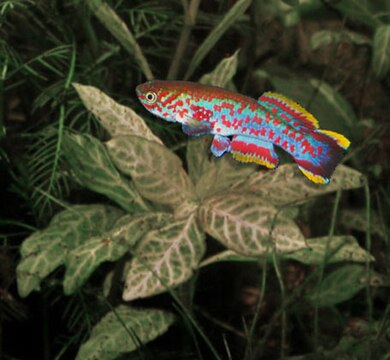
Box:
294;129;351;184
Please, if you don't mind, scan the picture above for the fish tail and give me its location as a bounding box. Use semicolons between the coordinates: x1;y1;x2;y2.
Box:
293;129;351;184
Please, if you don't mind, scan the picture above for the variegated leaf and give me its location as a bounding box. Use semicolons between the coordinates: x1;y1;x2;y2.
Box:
286;236;374;264
73;83;160;142
198;193;306;255
200;250;257;267
106;135;196;208
122;213;205;301
63;213;172;295
245;164;365;206
17;205;123;297
76;305;175;360
340;209;387;239
63;132;150;213
199;50;240;87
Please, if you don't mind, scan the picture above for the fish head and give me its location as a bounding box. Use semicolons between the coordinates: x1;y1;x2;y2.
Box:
136;80;178;122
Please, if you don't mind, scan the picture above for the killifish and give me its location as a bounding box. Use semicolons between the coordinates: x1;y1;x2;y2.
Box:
136;80;350;184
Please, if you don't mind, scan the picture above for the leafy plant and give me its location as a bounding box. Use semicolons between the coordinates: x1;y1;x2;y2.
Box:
14;53;378;359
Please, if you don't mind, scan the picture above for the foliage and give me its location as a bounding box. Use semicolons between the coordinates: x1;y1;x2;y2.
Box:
1;0;389;359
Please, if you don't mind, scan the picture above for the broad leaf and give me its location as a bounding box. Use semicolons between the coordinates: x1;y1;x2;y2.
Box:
308;265;370;307
244;164;365;206
17;205;123;297
340;209;387;239
199;50;240;87
184;0;252;79
123;213;205;301
106;135;196;209
76;305;175;360
198;193;306;255
200;235;374;267
286;236;374;264
73;83;160;142
195;154;256;199
310;30;371;50
63;132;150;213
63;212;172;294
372;25;390;79
334;0;380;29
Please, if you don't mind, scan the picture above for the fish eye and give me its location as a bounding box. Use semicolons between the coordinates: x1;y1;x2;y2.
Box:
145;91;157;103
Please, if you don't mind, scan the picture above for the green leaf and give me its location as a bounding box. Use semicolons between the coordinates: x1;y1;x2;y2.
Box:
286;236;374;264
17;205;123;297
63;212;172;295
106;135;196;209
123;213;205;301
73;83;161;143
245;164;365;206
76;305;175;360
199;49;240;87
340;209;387;239
85;0;153;80
308;265;368;307
186;136;215;185
310;30;371;50
63;132;150;213
372;25;390;79
200;250;257;268
184;0;252;80
195;154;256;199
334;0;381;29
198;192;306;255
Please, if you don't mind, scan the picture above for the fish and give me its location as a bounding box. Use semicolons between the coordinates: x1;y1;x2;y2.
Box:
136;80;350;184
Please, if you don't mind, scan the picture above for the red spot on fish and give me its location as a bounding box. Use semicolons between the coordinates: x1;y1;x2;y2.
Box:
253;116;262;125
266;112;271;123
221;115;231;127
290;144;295;152
242;127;248;132
260;127;266;136
281;114;290;122
245;116;251;123
281;140;288;148
237;102;246;114
288;131;296;139
275;136;281;145
213;104;222;112
268;129;275;140
317;146;323;156
296;134;304;141
221;101;235;116
249;128;260;136
282;127;289;135
273;118;282;126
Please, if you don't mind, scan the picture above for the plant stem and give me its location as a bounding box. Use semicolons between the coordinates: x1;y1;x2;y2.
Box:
167;0;202;80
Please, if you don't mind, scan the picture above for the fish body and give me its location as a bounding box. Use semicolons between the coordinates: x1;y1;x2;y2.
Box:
136;80;350;184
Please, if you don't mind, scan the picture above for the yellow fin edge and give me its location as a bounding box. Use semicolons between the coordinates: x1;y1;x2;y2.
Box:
232;152;277;169
299;167;329;184
264;91;319;128
318;129;351;149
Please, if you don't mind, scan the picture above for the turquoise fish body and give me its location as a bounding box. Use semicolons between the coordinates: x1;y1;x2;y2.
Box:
136;80;350;184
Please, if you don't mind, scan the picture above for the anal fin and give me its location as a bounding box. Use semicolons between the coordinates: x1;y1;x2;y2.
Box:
231;135;279;169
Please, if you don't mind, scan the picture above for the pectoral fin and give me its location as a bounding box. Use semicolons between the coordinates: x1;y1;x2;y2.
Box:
231;135;279;169
182;116;213;136
210;134;231;157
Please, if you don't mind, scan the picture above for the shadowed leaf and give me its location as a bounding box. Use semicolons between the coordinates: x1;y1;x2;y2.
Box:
63;132;150;213
76;305;175;360
372;25;390;79
17;205;123;297
63;212;172;295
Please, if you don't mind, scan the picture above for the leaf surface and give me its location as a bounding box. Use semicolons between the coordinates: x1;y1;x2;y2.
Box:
245;164;365;206
63;132;150;213
198;193;306;255
372;25;390;79
123;213;205;301
76;305;175;360
106;135;196;209
308;265;369;307
63;213;172;294
17;205;123;297
73;83;160;142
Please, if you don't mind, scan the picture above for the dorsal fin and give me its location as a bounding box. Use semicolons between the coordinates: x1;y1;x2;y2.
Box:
258;92;319;131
